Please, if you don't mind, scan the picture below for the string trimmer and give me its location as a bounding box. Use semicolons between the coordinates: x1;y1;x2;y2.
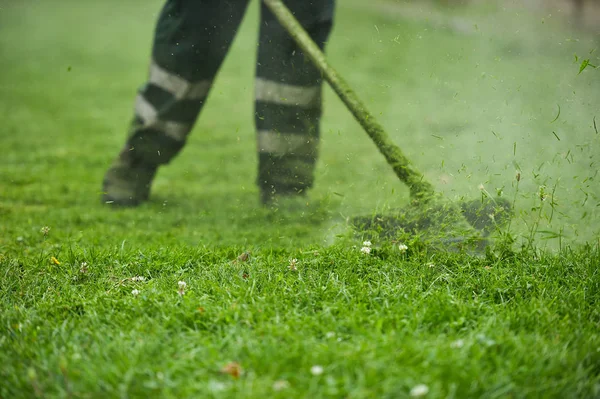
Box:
263;0;512;250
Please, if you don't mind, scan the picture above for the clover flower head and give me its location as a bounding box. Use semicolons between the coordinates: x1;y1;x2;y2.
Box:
178;280;187;296
289;258;298;271
272;380;290;391
410;384;429;397
79;262;88;274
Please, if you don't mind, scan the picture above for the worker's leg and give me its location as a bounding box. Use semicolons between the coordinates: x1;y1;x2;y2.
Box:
255;0;336;204
103;0;250;206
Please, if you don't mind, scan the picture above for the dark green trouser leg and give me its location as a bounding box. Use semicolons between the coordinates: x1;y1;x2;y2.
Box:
103;0;250;205
255;0;335;197
124;0;251;165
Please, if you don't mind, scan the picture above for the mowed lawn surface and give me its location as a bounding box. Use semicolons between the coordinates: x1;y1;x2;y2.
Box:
1;0;599;397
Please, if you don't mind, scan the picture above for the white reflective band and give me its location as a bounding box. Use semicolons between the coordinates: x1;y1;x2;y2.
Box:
135;94;157;121
257;130;318;156
155;121;191;141
134;94;191;141
255;78;321;108
149;60;212;100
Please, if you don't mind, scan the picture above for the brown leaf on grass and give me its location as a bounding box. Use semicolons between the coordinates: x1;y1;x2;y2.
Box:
236;252;250;262
220;362;242;379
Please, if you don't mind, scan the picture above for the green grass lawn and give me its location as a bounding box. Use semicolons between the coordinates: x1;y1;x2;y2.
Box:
1;0;599;397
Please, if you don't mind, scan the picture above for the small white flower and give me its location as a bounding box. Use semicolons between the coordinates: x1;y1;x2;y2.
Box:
360;246;371;254
40;226;50;236
79;262;88;274
476;334;496;347
208;380;227;392
478;183;485;191
410;384;429;397
272;380;290;391
398;243;408;253
325;331;336;339
450;339;465;349
132;276;146;282
362;240;372;247
131;289;140;296
310;365;324;376
289;258;298;271
178;280;187;296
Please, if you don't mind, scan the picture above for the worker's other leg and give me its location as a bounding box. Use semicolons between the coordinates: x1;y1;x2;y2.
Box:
255;0;335;204
103;0;250;206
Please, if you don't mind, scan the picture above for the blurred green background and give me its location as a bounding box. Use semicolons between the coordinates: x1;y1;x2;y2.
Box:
0;0;598;250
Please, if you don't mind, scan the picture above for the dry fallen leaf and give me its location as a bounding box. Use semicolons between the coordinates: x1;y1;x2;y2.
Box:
236;252;250;262
220;362;242;379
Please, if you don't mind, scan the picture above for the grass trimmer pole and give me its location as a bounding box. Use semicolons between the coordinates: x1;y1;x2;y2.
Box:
263;0;435;201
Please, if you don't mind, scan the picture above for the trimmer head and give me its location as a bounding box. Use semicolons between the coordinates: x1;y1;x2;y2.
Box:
351;196;513;252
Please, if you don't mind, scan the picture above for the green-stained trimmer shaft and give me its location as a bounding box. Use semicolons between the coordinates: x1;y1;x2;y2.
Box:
263;0;435;202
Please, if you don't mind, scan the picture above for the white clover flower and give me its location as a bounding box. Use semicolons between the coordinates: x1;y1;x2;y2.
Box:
208;381;227;392
360;246;371;255
132;276;146;282
272;380;290;391
310;365;324;376
450;339;465;349
40;226;50;236
410;384;429;397
362;240;372;247
131;289;140;296
79;262;88;274
289;258;298;271
178;280;187;296
398;243;408;253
